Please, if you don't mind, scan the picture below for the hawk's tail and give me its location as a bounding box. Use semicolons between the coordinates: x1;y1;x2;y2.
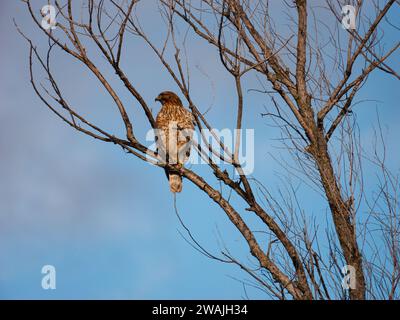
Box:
169;173;182;193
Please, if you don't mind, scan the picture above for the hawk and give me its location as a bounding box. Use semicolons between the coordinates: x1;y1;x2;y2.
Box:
155;91;195;193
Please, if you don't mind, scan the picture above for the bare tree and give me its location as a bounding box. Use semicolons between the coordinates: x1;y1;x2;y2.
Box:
17;0;399;299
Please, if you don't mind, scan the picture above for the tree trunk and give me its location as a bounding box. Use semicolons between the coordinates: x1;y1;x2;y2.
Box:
311;130;366;299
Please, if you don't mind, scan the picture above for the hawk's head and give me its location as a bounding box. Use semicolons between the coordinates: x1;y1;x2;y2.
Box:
155;91;183;106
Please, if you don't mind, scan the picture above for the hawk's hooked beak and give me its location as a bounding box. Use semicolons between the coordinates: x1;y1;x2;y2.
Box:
155;95;161;103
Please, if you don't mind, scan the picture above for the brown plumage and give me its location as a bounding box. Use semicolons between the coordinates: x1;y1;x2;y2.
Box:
155;91;194;193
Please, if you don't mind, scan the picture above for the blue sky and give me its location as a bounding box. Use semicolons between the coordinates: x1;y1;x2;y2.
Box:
0;1;399;299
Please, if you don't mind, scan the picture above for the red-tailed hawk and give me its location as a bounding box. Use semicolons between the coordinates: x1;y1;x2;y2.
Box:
155;91;194;193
